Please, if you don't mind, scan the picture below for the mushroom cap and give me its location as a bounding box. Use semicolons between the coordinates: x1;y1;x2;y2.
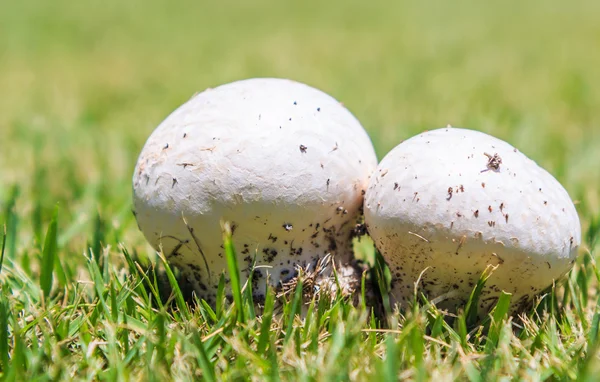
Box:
133;78;377;304
364;127;581;315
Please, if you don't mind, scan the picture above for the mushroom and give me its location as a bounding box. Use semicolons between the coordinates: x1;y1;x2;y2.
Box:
133;78;378;304
364;127;581;315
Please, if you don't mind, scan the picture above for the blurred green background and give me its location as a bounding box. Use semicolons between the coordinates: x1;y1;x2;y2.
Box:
0;0;598;252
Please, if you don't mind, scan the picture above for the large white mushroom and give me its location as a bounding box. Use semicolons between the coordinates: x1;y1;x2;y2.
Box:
364;127;581;315
133;78;377;304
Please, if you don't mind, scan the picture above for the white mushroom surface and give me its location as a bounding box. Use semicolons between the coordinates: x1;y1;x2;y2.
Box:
364;127;581;315
133;78;377;304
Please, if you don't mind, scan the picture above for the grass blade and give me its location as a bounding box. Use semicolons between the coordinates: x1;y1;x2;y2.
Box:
586;214;599;251
3;185;20;261
484;291;512;352
157;251;191;320
243;256;256;320
384;334;398;380
121;245;152;306
216;273;226;319
590;294;600;346
580;294;600;379
199;299;217;324
0;225;6;274
0;296;9;370
285;276;303;344
372;248;391;317
52;253;68;290
457;313;468;349
410;324;426;380
267;336;280;381
91;211;105;266
257;287;275;354
193;332;216;382
222;221;244;323
40;205;59;298
465;265;497;326
110;278;119;322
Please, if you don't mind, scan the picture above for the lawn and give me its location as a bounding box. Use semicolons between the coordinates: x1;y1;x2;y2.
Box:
0;0;599;380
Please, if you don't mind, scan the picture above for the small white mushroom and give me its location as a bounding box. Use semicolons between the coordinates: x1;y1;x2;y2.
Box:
133;78;377;304
364;127;581;315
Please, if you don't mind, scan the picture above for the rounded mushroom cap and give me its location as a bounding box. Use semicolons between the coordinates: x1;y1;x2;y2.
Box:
133;78;377;304
365;127;581;315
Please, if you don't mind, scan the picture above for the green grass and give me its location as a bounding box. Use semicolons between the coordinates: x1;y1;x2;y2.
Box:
1;0;600;379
